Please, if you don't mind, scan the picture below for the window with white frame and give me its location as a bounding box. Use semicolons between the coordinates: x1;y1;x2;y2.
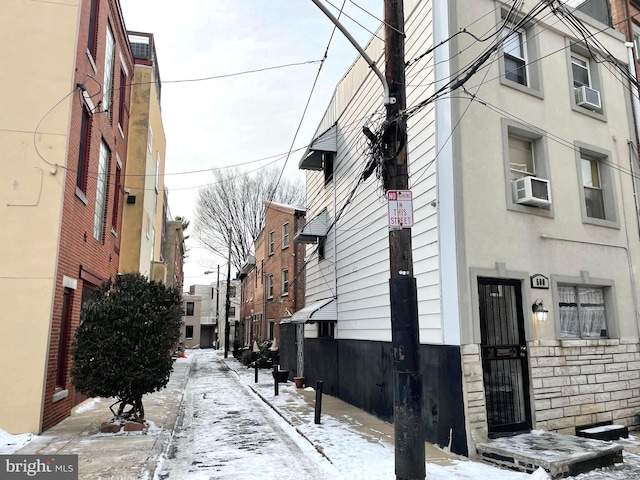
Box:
508;134;535;180
575;143;618;227
281;269;289;296
559;285;608;338
282;222;289;249
185;325;194;339
571;54;591;89
103;24;115;122
268;275;274;298
502;26;527;86
568;46;604;116
268;231;275;255
498;10;542;97
634;25;640;60
94;140;109;242
502;119;552;216
581;154;605;220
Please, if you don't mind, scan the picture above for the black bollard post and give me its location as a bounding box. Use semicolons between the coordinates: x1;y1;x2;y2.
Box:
273;364;279;396
314;380;323;424
254;364;258;383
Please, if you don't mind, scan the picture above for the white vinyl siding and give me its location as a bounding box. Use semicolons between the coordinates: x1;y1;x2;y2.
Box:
303;2;440;343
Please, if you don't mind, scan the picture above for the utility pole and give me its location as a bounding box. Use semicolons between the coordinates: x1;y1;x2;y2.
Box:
215;264;220;349
384;1;425;479
224;229;232;359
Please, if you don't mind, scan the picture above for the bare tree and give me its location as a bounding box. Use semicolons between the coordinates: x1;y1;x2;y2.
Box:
194;166;305;271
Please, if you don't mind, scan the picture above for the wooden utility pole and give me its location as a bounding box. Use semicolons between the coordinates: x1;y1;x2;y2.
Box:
384;1;425;479
224;229;232;358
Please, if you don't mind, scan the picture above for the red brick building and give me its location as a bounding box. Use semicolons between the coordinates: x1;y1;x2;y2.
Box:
239;202;306;348
41;0;133;430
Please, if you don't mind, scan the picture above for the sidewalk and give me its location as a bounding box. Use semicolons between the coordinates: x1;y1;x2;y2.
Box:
8;349;461;479
222;354;462;468
11;355;193;479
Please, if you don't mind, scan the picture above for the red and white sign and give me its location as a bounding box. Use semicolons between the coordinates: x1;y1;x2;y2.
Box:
387;190;414;229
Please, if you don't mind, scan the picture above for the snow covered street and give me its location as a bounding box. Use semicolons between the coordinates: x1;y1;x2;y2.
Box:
154;353;334;479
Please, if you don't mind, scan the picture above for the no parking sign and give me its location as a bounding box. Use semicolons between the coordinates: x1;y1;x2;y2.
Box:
387;190;414;229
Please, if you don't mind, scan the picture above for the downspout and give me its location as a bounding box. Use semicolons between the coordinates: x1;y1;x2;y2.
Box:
334;165;338;298
624;41;640;239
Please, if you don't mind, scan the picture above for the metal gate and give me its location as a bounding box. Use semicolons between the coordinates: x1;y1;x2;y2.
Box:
478;278;532;436
296;323;304;377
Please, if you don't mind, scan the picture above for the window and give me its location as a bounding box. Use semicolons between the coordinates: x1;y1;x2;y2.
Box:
87;0;99;60
155;153;160;193
185;325;194;339
268;231;275;255
571;54;591;89
568;46;604;117
111;161;121;230
186;302;194;316
634;25;640;60
148;125;153;153
269;321;275;341
575;143;618;227
498;11;542;97
508;135;535;180
268;275;274;299
318;237;326;261
103;24;115;122
323;152;334;184
318;322;335;338
559;285;607;338
94;141;109;242
56;289;74;389
228;306;236;317
76;108;91;193
229;285;236;298
581;155;605;219
502;119;552;217
282;269;289;296
118;68;127;130
502;26;527;86
282;222;289;248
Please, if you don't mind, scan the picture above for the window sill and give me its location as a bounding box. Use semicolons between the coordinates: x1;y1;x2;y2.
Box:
281;293;289;297
75;187;88;205
571;103;607;122
111;228;118;237
499;77;543;99
52;389;68;403
506;202;554;218
582;216;620;229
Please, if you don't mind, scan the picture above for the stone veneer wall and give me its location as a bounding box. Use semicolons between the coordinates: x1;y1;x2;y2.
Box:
530;338;640;434
461;339;640;456
461;344;488;452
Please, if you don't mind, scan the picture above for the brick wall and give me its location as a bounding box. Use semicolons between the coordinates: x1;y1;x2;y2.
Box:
42;0;133;431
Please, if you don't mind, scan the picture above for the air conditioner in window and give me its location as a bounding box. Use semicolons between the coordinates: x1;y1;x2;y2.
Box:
575;85;601;110
512;176;551;207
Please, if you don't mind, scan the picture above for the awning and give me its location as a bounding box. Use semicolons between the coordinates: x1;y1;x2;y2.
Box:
294;209;328;244
299;124;337;170
290;298;337;323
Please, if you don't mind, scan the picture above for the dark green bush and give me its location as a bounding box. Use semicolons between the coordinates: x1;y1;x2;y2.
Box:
71;273;182;422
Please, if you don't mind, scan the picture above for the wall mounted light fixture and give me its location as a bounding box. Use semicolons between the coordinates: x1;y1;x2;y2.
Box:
532;299;548;322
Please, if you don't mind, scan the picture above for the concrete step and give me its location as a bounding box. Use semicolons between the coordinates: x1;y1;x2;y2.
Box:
476;431;623;478
576;422;629;442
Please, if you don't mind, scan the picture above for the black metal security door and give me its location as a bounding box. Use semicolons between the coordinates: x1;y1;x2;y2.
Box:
478;278;532;436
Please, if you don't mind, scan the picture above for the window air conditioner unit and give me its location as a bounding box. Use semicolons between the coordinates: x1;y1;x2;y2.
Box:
512;176;551;207
575;85;601;110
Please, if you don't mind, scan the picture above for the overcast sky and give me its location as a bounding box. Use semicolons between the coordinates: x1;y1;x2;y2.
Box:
120;0;384;288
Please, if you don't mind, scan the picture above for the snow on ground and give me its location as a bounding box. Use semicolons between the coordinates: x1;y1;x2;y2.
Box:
1;349;639;479
0;429;33;454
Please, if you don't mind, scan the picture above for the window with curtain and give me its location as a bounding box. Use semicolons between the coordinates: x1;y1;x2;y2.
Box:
559;285;607;338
